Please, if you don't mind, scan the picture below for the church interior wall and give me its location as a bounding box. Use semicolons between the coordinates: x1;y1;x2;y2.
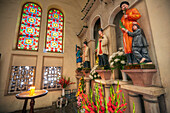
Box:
0;0;169;112
0;0;83;112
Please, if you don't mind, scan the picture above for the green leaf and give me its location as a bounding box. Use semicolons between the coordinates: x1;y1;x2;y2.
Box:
133;102;136;113
119;20;125;29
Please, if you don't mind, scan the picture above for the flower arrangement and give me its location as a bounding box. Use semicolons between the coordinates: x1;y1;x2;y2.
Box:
76;76;86;107
78;81;127;113
58;76;75;88
89;72;101;80
89;65;101;80
109;47;127;70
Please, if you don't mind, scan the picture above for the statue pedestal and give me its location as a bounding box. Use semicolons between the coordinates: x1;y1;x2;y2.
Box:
121;85;165;113
121;69;157;87
75;70;83;76
82;69;91;77
95;70;112;80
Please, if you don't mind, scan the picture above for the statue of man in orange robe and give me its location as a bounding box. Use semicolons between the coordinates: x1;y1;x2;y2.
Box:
120;1;141;65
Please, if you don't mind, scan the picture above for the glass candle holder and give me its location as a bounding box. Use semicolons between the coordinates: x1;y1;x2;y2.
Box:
29;86;35;96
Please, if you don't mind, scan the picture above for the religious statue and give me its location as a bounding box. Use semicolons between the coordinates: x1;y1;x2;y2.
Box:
82;40;91;68
119;1;141;65
122;24;152;64
95;28;110;69
76;45;82;68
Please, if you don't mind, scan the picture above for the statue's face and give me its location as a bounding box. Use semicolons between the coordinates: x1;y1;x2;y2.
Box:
121;4;129;11
98;31;102;36
132;25;138;31
84;44;86;47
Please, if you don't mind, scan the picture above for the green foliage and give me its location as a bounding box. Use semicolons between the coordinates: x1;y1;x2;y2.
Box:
133;102;135;113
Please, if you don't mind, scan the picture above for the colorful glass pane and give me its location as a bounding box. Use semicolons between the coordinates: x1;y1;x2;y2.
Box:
22;14;40;27
17;3;41;50
18;36;38;50
19;24;40;37
46;9;64;53
23;3;41;17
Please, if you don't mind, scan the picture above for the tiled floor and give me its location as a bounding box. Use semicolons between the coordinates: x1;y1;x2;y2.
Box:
12;102;78;113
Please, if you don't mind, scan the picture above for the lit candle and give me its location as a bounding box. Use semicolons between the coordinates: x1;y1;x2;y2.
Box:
29;86;35;96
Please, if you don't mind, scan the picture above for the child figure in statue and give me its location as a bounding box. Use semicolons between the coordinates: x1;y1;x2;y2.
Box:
122;24;152;64
83;40;90;68
76;46;82;68
119;1;141;65
95;28;110;69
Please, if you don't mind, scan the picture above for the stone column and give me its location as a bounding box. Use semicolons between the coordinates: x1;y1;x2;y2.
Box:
88;40;95;68
121;84;165;113
104;84;111;103
143;95;160;113
84;77;91;95
76;76;81;89
95;79;114;103
128;92;142;113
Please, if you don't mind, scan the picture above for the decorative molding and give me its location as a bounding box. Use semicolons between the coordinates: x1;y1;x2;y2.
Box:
81;0;96;20
81;0;90;12
103;24;116;31
77;26;88;38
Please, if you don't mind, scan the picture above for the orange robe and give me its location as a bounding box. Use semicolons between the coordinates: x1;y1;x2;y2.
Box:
121;8;141;54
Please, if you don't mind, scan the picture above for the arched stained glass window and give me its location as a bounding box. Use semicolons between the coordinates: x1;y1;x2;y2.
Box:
17;3;41;50
46;9;64;53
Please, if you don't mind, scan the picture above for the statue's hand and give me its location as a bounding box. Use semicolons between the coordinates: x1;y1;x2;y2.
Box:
122;28;125;31
133;22;137;24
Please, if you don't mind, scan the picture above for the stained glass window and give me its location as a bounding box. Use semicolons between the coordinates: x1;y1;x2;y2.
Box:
46;9;64;53
17;3;41;50
42;66;62;90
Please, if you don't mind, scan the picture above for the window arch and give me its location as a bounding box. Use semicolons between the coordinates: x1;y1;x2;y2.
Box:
17;3;42;51
46;9;64;53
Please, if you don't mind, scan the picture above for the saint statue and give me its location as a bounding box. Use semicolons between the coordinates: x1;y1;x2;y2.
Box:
76;45;82;68
122;24;152;64
83;40;91;68
95;28;110;69
119;1;141;65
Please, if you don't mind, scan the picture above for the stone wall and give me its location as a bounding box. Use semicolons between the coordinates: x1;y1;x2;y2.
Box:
80;0;170;112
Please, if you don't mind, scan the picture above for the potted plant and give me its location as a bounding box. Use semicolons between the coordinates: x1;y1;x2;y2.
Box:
109;47;127;81
58;76;75;96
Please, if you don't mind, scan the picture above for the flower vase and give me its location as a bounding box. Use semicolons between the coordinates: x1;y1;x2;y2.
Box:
62;88;65;96
121;71;128;81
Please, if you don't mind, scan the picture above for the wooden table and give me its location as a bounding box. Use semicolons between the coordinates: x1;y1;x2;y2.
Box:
16;90;48;113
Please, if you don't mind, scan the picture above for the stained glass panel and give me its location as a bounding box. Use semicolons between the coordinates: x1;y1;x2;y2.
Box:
22;14;40;27
19;24;40;37
17;3;41;51
18;36;38;50
46;9;64;53
23;3;41;17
